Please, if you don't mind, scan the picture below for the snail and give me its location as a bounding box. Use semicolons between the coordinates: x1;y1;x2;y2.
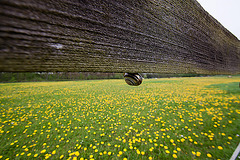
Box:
124;73;143;86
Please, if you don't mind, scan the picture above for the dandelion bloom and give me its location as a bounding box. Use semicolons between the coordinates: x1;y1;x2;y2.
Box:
207;153;212;158
173;154;177;158
75;151;80;156
196;152;201;157
218;146;223;150
41;149;46;154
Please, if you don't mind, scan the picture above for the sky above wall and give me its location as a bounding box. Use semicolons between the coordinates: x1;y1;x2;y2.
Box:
197;0;240;40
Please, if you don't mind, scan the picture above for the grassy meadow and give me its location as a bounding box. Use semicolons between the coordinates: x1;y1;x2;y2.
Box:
0;76;239;160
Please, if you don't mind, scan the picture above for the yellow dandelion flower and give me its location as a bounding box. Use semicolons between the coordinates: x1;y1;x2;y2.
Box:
45;153;51;159
135;149;139;154
108;152;111;155
196;152;201;157
218;146;223;150
34;154;38;157
41;149;46;154
149;156;153;160
75;151;80;156
207;153;212;158
173;154;177;158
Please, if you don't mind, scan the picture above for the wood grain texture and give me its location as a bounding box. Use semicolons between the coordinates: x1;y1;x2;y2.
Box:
0;0;239;74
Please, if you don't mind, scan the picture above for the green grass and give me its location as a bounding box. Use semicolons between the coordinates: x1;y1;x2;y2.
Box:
0;77;240;160
207;82;240;95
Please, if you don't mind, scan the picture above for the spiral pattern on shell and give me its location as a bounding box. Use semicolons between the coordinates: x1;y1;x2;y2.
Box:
124;73;143;86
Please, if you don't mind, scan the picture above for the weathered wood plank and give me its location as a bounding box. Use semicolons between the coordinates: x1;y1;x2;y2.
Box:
0;0;239;74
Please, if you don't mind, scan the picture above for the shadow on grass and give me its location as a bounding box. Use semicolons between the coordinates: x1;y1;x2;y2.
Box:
206;82;240;95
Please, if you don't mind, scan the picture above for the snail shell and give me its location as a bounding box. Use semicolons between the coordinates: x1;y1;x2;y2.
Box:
124;73;143;86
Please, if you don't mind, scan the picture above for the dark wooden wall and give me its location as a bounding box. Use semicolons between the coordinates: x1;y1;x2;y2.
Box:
0;0;239;74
